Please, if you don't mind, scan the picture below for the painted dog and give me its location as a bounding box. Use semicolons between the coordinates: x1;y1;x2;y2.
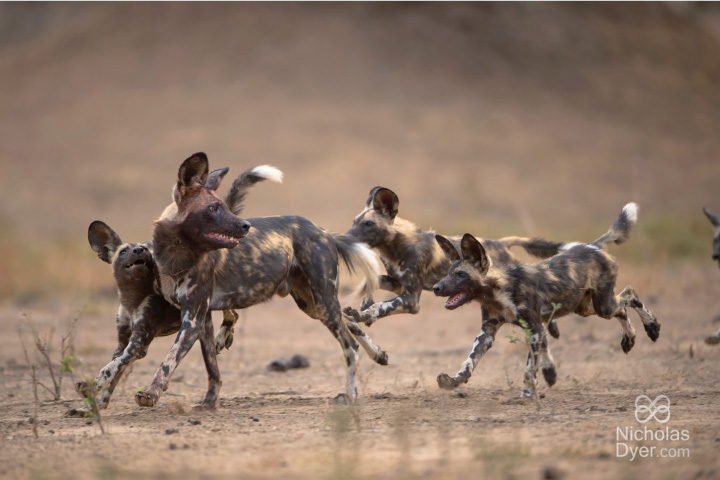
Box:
433;203;660;399
343;186;567;339
135;153;385;408
702;206;720;345
81;165;281;408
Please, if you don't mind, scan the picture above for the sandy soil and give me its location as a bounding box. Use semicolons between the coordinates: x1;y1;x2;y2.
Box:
1;264;719;480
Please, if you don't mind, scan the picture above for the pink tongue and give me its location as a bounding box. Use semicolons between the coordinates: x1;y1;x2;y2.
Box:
446;293;464;306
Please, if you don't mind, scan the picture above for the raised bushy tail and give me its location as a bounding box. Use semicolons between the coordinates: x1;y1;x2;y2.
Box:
499;236;567;259
332;235;381;299
225;165;284;215
592;203;639;248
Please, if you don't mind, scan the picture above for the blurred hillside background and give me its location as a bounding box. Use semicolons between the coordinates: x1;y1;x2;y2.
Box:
1;2;719;302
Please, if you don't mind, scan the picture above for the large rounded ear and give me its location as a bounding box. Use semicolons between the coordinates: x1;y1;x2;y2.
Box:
176;152;209;202
703;207;720;228
88;221;123;264
435;235;460;262
368;187;399;221
205;167;229;191
460;233;490;274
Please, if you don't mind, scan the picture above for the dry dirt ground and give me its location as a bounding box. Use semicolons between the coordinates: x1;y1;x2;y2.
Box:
1;264;719;480
1;3;720;480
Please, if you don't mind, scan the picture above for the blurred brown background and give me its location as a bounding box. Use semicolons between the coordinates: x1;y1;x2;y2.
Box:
1;2;719;301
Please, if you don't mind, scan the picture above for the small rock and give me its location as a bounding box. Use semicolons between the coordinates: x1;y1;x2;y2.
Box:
539;393;546;399
48;430;55;434
453;392;468;398
211;427;221;432
617;406;627;412
165;428;179;435
715;437;720;442
252;417;259;422
267;354;310;371
177;422;185;426
85;420;93;425
542;465;566;480
188;418;201;426
169;443;177;450
62;402;70;407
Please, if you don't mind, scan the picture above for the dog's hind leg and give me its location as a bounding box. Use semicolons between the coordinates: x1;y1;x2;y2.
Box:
592;285;659;343
215;309;239;354
617;286;660;342
437;315;502;390
615;309;636;353
345;320;388;365
197;312;222;409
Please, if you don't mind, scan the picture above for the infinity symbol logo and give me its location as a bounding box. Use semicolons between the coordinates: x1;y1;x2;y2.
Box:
635;395;671;423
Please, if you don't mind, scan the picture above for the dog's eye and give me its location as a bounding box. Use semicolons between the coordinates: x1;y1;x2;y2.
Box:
365;220;375;227
456;271;467;278
209;205;218;213
119;249;127;256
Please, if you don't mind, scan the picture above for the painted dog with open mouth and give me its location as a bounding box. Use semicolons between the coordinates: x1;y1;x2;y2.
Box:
433;203;660;399
702;206;720;345
81;165;281;408
135;153;385;408
343;186;567;339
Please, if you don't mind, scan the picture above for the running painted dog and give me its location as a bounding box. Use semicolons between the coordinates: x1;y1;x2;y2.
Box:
702;206;720;345
81;165;281;408
135;153;385;408
343;186;567;339
433;203;660;398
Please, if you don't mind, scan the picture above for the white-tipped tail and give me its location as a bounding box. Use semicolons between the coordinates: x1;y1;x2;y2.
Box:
349;243;381;299
250;165;283;184
622;202;639;224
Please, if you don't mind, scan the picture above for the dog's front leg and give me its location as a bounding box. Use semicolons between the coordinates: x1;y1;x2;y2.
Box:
437;316;503;390
136;293;209;408
344;291;420;326
197;311;222;409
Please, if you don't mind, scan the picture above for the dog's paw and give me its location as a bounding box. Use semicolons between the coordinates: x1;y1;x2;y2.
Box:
134;390;157;408
331;393;357;405
643;321;660;342
705;334;720;346
542;366;557;387
342;307;361;322
547;320;560;339
621;334;635;353
191;403;216;413
375;350;389;366
437;373;461;390
75;381;90;395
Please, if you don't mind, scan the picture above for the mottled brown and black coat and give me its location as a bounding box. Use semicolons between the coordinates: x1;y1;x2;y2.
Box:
136;153;384;409
82;165;279;408
343;186;567;333
433;203;660;398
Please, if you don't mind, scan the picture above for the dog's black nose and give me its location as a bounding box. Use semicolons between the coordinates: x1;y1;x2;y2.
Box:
240;220;251;232
433;285;442;296
713;253;719;260
133;247;144;255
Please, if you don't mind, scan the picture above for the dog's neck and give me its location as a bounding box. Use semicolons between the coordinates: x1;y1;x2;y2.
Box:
152;219;208;278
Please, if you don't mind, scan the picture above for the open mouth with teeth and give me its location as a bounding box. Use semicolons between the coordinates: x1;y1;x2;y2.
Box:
204;232;242;247
444;292;469;310
125;259;147;270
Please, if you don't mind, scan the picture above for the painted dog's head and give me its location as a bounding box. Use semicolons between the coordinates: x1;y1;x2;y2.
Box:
167;153;251;251
433;234;493;310
346;186;399;248
703;207;720;268
88;220;156;288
